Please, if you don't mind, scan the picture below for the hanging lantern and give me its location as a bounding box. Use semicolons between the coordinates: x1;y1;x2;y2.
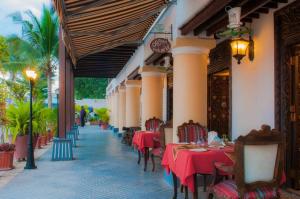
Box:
230;38;249;64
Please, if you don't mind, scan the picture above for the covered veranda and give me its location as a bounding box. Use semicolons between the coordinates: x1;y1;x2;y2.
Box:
0;126;173;199
50;0;299;199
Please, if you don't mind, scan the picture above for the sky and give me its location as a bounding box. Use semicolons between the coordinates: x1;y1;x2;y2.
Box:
0;0;50;36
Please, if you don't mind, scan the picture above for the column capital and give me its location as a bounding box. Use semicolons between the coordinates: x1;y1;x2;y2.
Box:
139;66;167;77
172;37;216;55
118;85;126;92
125;80;141;88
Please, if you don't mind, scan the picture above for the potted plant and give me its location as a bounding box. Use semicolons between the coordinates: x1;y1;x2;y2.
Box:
0;143;15;170
33;104;50;147
6;101;30;161
95;108;110;130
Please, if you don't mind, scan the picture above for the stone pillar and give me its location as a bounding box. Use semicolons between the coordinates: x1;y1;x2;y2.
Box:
172;37;215;142
118;86;126;130
113;89;119;128
125;80;141;127
139;66;166;130
107;94;112;124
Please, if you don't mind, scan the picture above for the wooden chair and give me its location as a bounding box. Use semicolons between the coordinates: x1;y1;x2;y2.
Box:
177;120;207;143
145;117;163;132
209;125;285;199
177;120;208;196
150;121;172;172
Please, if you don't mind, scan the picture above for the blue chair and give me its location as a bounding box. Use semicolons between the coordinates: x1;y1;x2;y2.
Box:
52;138;73;161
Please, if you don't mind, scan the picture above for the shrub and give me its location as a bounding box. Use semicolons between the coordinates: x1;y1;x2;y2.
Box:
0;143;15;152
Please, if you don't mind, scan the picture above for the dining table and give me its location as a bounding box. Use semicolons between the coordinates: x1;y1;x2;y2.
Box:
132;130;160;171
161;143;234;199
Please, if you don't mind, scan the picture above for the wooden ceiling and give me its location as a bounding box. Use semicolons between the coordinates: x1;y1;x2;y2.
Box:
180;0;289;36
53;0;169;77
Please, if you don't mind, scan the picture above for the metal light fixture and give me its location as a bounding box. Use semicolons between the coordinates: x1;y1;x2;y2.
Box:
230;38;249;64
24;69;37;169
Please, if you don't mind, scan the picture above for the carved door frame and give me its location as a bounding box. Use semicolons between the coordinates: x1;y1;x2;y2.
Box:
208;40;232;139
274;0;300;187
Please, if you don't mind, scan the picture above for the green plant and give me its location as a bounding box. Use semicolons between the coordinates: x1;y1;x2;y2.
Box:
95;108;110;123
75;78;108;100
0;36;9;67
6;101;30;142
75;104;81;113
0;82;8;103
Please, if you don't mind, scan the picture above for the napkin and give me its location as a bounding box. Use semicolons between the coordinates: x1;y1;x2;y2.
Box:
208;131;223;146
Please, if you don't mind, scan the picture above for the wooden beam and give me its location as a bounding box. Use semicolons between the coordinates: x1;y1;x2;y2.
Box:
180;0;232;35
241;18;253;23
193;0;250;35
256;8;269;14
263;2;278;8
207;0;274;36
248;12;260;18
59;30;66;138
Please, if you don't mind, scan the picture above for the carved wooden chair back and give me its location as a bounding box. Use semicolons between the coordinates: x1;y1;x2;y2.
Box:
157;120;172;149
145;117;163;132
234;125;285;197
177;120;207;143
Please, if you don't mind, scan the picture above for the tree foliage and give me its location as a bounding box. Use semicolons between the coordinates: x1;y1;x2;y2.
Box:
10;5;59;108
0;36;9;67
75;78;108;100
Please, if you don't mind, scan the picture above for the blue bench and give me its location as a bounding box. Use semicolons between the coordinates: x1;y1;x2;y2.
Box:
67;130;77;147
71;127;79;140
51;138;73;161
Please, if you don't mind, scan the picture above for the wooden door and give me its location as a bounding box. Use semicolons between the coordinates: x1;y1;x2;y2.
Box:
208;73;229;137
289;46;300;189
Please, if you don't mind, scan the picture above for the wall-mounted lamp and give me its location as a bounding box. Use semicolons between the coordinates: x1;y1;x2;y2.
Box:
215;6;255;64
230;38;249;64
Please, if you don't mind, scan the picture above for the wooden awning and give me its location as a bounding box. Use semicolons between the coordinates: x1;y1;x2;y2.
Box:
180;0;288;36
53;0;169;77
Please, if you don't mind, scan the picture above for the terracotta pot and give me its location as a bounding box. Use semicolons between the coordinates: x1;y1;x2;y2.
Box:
14;135;28;160
0;151;14;170
35;136;42;149
40;135;47;146
101;124;108;130
48;131;53;142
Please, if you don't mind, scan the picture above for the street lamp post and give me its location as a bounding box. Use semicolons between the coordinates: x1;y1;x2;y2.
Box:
55;89;59;138
24;69;37;169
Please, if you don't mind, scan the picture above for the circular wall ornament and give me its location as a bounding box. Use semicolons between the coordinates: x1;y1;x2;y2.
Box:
150;38;171;53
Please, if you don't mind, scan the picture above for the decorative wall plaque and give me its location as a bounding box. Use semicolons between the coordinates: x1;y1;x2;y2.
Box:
150;38;171;53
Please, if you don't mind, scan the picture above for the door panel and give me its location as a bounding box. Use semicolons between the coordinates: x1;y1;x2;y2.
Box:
208;74;229;137
289;50;300;189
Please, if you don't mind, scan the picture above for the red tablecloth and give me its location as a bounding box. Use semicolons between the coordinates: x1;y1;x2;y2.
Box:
162;143;234;192
132;131;160;152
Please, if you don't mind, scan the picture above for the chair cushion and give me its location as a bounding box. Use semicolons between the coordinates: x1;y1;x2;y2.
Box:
212;180;278;199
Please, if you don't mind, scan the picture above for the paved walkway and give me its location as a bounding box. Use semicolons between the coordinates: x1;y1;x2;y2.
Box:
0;126;173;199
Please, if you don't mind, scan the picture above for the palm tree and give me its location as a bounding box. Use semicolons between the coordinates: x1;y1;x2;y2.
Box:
11;5;59;108
3;36;38;81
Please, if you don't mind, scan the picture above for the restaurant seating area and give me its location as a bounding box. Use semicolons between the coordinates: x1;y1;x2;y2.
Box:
122;118;286;199
52;0;300;198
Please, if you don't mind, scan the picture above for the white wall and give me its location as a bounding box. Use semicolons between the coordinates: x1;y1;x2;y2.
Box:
75;99;107;109
231;1;294;138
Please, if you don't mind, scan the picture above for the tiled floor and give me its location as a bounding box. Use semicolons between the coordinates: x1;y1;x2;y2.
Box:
0;126;174;199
